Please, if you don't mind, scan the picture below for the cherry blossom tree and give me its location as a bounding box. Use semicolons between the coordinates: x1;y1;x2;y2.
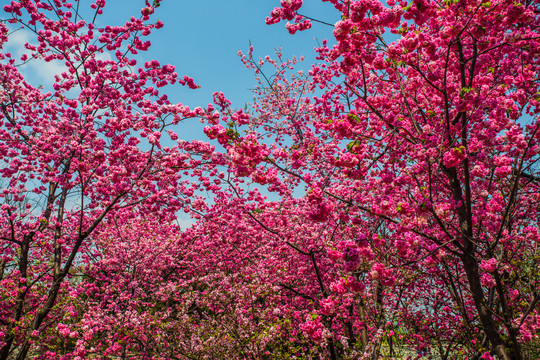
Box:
203;52;476;359
201;0;540;358
0;1;218;358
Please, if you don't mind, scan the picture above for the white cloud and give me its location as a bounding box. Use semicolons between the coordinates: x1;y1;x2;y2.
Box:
176;214;197;231
5;27;113;90
5;28;63;86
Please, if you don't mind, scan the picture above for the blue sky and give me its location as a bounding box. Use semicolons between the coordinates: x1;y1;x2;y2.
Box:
5;1;340;140
3;1;341;227
99;1;339;109
5;1;340;138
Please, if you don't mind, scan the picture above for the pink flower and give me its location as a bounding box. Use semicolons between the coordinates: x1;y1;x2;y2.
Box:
480;352;495;360
495;165;512;177
319;297;337;315
309;202;332;222
480;273;496;288
480;258;497;273
300;317;324;343
443;146;467;168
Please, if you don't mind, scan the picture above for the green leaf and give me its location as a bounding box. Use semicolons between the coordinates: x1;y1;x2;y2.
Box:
459;87;472;97
347;113;361;123
225;128;239;140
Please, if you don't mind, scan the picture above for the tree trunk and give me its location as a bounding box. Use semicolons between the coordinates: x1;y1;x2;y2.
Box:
461;254;518;360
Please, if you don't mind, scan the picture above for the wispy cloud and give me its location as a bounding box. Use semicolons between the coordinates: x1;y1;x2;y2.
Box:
5;27;112;90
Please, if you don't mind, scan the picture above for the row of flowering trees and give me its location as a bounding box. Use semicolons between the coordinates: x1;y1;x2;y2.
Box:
0;0;539;359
